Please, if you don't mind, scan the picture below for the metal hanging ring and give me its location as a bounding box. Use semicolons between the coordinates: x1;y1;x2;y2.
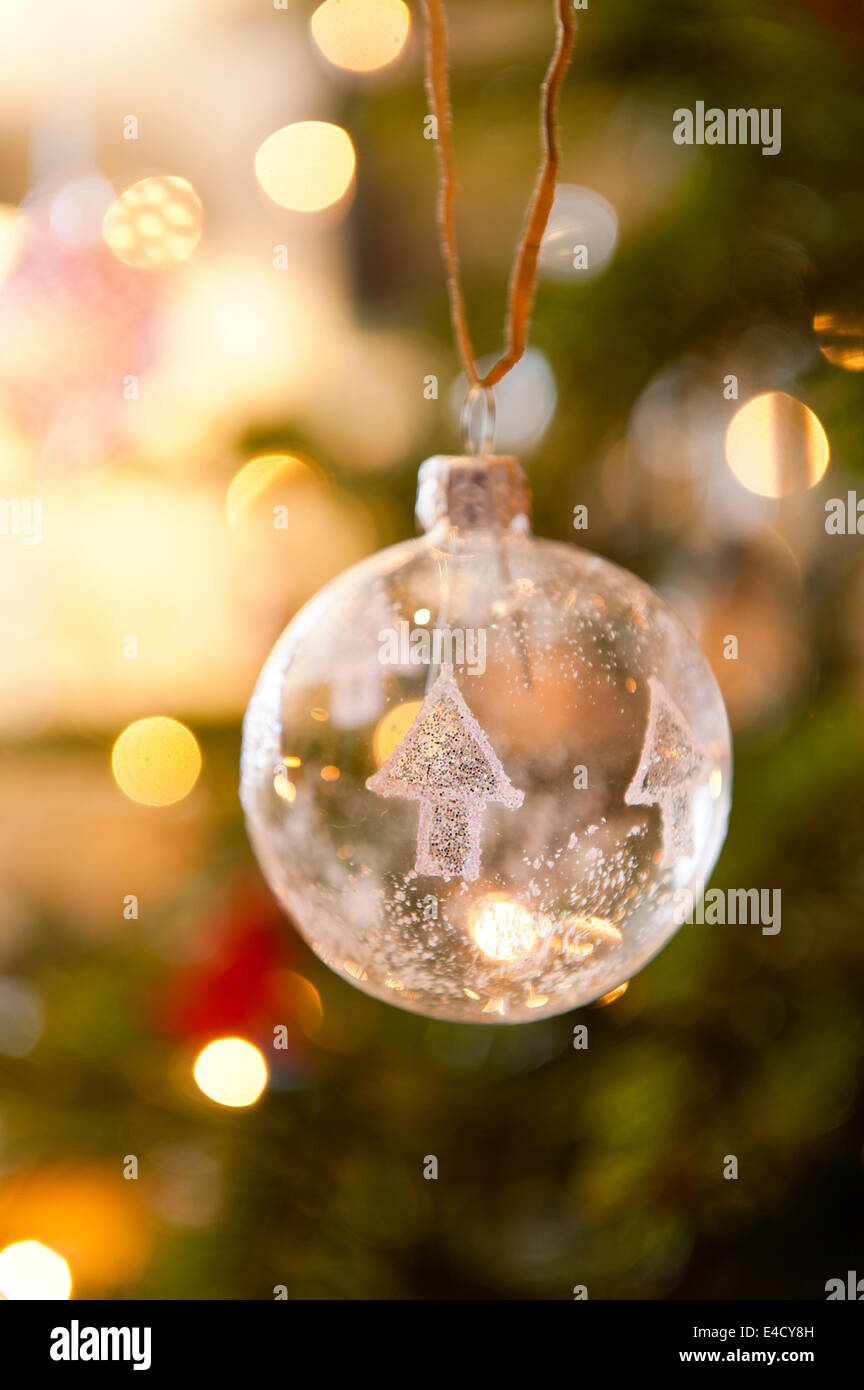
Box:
460;383;496;457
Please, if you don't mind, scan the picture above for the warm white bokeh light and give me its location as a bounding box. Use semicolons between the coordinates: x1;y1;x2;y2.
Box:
450;348;557;454
102;176;202;269
310;0;411;73
0;1240;72;1300
193;1038;268;1107
725;391;829;498
254;122;356;212
539;184;618;282
112;717;201;807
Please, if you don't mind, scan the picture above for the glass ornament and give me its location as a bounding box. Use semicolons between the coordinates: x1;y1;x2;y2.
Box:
241;452;732;1023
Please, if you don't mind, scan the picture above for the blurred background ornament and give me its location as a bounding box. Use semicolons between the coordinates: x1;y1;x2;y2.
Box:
157;884;293;1042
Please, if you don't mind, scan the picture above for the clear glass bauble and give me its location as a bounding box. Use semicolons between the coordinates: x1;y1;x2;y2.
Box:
241;455;732;1023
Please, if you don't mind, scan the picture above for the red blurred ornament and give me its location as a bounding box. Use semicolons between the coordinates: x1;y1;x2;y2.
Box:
158;885;294;1042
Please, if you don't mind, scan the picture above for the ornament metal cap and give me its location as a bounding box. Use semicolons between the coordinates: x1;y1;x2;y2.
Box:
415;453;532;534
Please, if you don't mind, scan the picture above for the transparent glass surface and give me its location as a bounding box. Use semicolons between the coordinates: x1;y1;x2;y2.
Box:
241;527;732;1022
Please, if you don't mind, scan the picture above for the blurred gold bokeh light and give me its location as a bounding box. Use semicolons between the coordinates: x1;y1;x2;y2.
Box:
112;717;202;807
813;311;864;371
102;176;203;269
725;391;829;498
372;699;423;766
593;982;630;1008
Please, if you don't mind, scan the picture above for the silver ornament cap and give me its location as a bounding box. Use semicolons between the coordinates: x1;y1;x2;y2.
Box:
415;453;532;535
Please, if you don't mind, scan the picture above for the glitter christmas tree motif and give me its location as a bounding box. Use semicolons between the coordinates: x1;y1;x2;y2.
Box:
625;676;709;866
366;665;524;881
